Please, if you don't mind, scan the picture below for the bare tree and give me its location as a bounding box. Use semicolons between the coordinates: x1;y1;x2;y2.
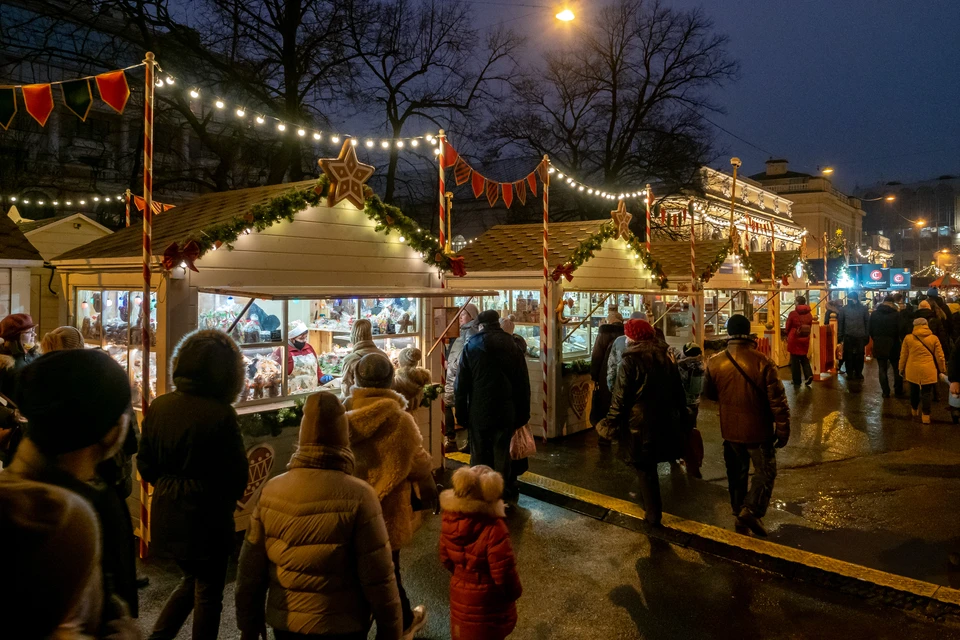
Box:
344;0;523;202
494;0;738;218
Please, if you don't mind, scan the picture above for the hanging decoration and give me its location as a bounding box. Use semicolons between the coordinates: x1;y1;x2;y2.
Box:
162;240;201;272
317;139;376;209
133;194;175;214
95;70;131;114
514;179;527;206
0;88;16;131
453;156;472;186
610;200;632;239
441;140;544;210
502;183;513;209
549;220;668;288
61;79;93;121
22;84;54;126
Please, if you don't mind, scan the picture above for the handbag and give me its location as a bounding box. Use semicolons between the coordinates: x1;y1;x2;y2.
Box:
509;425;537;460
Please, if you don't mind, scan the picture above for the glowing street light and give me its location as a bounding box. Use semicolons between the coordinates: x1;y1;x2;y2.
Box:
821;167;834;175
556;9;575;21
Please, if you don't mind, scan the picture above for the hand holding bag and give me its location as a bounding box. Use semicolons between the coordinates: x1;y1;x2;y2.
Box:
510;424;537;460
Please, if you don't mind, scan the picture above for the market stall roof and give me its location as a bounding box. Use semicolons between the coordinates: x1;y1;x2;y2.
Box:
0;211;43;263
459;220;608;272
200;286;499;300
930;274;960;288
53;180;315;262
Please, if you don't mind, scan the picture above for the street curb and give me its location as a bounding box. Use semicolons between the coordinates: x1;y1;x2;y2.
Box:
444;452;960;623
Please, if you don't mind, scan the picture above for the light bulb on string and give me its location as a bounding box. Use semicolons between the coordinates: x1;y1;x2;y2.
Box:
297;129;306;137
255;115;265;124
381;140;389;149
93;196;100;202
164;77;174;85
277;123;286;132
155;79;164;88
547;167;555;174
410;139;418;147
433;148;441;155
312;132;321;140
331;135;340;143
8;197;15;202
215;99;225;109
365;140;374;148
189;89;200;98
396;140;404;148
235;108;245;117
53;200;59;205
38;200;44;205
66;200;72;206
79;200;86;205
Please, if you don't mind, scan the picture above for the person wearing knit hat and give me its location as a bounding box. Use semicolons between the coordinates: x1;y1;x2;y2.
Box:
604;312;650;394
138;329;250;640
4;349;142;625
40;325;85;352
236;391;403;639
704;314;790;537
339;318;387;399
477;309;501;327
443;303;481;453
0;313;39;465
393;347;433;412
347;353;433;637
900;313;947;424
274;320;325;394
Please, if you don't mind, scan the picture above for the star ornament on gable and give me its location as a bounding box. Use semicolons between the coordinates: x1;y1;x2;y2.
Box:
317;140;375;209
611;200;632;239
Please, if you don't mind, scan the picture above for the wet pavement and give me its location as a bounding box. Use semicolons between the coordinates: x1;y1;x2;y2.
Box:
526;358;960;585
135;495;957;639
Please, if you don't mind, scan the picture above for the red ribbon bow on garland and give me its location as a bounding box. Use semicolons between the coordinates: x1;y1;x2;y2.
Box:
448;255;467;277
551;263;576;282
162;240;201;272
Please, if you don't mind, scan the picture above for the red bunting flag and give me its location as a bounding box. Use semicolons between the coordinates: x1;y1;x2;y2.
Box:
440;142;459;170
95;70;130;114
22;84;54;126
485;179;499;207
527;171;538;197
0;88;16;130
502;182;513;209
134;195;175;214
515;179;527;206
453;156;472;186
535;162;548;187
471;171;485;199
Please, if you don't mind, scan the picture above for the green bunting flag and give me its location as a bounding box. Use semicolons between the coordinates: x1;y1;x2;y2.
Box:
0;88;16;130
61;78;93;121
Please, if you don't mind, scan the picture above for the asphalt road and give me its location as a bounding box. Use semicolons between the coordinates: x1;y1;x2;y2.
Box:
527;358;960;585
135;495;957;639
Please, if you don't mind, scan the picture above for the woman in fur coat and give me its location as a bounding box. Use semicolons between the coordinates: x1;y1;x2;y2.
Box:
439;465;522;640
346;352;433;639
393;347;432;413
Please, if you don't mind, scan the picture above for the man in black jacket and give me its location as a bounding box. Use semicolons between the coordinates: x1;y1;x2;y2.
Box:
455;310;531;503
139;330;250;640
870;295;904;397
838;296;870;380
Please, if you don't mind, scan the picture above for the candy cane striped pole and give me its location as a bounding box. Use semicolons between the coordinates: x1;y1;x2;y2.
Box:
690;201;697;343
139;51;156;560
645;184;652;252
125;189;131;228
823;232;828;287
438;129;446;251
542;156;550;441
439;278;447;440
770;220;776;283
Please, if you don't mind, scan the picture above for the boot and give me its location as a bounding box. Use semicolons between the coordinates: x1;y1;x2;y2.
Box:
911;407;920;417
922;414;932;424
737;507;768;537
443;436;458;453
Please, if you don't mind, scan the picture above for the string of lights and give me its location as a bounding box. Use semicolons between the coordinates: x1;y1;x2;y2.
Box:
154;72;440;150
545;165;648;200
2;192;126;208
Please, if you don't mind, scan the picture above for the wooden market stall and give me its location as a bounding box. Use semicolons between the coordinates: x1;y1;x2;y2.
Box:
51;175;478;537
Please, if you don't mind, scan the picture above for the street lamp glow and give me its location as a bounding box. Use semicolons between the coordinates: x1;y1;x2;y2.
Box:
885;195;896;202
822;167;834;175
556;9;575;21
916;220;925;227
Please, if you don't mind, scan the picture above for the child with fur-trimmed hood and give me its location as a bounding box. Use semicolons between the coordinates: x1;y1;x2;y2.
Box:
440;465;522;640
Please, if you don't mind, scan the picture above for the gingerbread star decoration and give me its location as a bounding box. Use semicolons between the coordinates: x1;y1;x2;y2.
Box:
611;199;632;239
317;140;375;209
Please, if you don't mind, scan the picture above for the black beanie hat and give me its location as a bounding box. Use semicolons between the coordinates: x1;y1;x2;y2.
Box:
477;309;500;327
726;314;752;337
18;349;131;455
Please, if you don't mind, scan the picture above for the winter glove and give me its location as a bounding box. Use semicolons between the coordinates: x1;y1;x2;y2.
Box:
774;433;789;449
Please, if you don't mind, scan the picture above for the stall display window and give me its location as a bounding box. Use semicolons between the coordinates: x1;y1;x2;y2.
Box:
129;292;158;406
198;294;283;345
241;346;283;401
76;289;102;343
359;297;418;336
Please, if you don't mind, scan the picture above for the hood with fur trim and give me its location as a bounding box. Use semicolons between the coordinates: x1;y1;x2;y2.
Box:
171;329;245;403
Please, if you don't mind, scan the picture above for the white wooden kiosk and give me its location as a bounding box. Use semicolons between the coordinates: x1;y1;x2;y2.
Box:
51;180;485;535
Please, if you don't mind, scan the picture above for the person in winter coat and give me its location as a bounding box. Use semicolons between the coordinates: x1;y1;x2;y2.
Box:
899;299;917;340
393;346;432;412
590;311;624;431
346;353;433;639
236;391;402;640
916;300;950;360
340;319;387;397
838;295;870;380
606;311;648;392
443;304;479;453
138;329;250;640
455;310;531;505
440;465;522;640
604;318;687;525
926;287;955;342
704;314;790;537
784;296;815;387
2;348;140;637
0;313;39;465
870;295;904;397
274;320;326;391
899;317;947;424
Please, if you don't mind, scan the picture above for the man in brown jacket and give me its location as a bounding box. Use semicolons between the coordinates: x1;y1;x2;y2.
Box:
704;314;790;537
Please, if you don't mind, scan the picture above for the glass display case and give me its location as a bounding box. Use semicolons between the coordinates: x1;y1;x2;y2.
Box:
75;289;158;405
197;292;423;405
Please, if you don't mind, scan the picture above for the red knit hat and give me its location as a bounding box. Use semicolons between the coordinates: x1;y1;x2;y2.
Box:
0;313;35;340
624;318;655;341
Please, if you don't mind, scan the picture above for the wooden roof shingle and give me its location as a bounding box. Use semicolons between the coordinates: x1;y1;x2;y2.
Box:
0;213;43;262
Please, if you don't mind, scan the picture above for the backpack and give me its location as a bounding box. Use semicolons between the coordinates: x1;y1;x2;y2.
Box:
796;323;811;338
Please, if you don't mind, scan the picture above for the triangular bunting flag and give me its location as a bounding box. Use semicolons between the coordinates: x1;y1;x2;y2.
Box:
453;156;472;186
485;179;499;207
502;183;513;209
527;171;538;197
134;195;175;214
96;70;130;114
22;84;54;127
440;142;459;170
0;88;16;130
471;171;485;199
535;162;548;186
514;179;527;206
659;203;666;224
61;78;93;121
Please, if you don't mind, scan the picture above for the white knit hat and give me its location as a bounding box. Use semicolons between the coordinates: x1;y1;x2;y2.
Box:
288;320;308;339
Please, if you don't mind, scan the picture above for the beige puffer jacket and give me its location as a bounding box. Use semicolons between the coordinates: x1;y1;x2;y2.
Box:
235;444;402;638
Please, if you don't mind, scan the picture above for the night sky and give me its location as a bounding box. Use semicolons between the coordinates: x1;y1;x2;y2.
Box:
479;0;960;192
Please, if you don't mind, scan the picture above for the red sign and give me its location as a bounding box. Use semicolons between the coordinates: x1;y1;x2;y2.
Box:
870;270;883;281
893;273;905;284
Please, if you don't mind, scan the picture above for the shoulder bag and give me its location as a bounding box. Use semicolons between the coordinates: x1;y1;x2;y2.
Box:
910;334;942;375
724;351;773;420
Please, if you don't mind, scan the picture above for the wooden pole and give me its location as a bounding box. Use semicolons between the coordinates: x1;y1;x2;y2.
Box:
124;188;131;228
729;157;742;248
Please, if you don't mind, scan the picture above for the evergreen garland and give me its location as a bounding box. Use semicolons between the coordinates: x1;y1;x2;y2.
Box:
552;220;669;289
699;241;808;285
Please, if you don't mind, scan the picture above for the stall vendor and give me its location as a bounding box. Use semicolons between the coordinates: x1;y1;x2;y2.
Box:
274;321;333;393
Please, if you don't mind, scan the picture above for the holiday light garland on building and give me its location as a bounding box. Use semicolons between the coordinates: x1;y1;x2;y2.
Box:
548;220;669;289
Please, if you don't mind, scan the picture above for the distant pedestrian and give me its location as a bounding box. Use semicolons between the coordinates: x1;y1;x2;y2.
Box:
3;348;140;635
236;391;402;640
784;296;815;387
0;313;39;465
606;311;648;393
138;329;250;640
340;319;387;397
440;465;522;640
870;295;904;398
590;310;624;434
605;318;687;525
704;314;790;537
393;346;433;413
455;310;531;506
899;317;946;424
443;304;479;453
346;352;433;639
838;295;870;380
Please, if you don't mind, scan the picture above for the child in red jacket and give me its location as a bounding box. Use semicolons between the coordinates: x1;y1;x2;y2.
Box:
439;465;522;640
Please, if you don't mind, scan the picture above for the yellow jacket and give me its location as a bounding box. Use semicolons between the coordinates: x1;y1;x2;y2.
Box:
899;325;946;385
